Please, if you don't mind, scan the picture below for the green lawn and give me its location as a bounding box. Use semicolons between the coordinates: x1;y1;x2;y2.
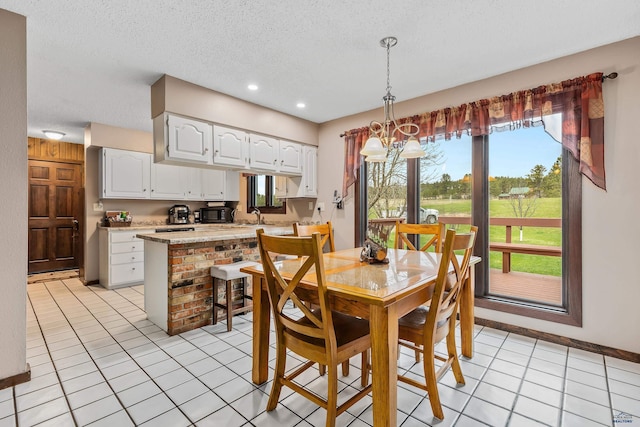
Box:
422;198;562;276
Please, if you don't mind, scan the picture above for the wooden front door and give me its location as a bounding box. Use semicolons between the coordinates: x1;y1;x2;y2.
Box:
28;160;83;273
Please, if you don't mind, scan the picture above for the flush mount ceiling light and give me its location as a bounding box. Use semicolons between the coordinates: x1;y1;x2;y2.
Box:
247;84;258;91
296;102;306;108
43;130;65;140
360;36;425;162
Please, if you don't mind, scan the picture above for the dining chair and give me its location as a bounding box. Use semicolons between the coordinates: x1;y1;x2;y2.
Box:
256;229;372;427
393;220;444;252
397;225;477;420
293;221;351;376
293;221;336;252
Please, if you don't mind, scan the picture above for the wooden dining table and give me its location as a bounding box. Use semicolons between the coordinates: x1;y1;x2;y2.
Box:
241;247;480;427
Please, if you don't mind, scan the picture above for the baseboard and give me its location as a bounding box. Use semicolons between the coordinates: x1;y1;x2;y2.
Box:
475;318;640;363
0;364;31;390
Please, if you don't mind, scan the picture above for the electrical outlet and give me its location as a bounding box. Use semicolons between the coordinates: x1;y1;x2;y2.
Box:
93;202;104;212
308;201;314;210
317;202;325;212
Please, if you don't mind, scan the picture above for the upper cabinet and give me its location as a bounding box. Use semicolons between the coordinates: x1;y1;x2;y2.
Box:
278;140;302;175
274;145;318;199
154;113;213;166
212;125;248;168
100;148;150;199
301;145;318;197
248;133;279;172
150;163;186;200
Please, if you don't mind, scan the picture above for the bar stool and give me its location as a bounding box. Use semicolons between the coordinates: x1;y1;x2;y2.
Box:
210;261;258;332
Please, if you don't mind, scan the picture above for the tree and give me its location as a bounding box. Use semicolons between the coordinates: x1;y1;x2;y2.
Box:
542;156;562;197
508;180;537;241
527;164;547;197
367;140;443;220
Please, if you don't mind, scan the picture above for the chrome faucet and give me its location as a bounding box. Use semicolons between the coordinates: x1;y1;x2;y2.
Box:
251;208;261;225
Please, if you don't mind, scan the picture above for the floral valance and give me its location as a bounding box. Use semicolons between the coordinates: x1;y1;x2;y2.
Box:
343;72;606;194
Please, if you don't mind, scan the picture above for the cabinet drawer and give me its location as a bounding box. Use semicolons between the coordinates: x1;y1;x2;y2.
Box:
110;231;142;243
110;262;144;285
111;252;144;265
111;241;144;254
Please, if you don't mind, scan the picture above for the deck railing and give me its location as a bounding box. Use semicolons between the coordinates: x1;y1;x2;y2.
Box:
439;216;562;273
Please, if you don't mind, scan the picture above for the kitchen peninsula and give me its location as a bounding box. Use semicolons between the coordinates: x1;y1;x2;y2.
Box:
137;225;292;335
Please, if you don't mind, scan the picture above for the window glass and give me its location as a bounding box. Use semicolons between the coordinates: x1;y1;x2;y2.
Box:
488;126;563;306
419;135;472;248
366;151;407;247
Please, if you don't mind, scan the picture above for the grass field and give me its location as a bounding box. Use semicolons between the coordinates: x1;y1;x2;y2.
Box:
371;197;562;276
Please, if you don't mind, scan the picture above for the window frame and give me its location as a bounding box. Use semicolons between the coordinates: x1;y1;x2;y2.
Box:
356;135;582;326
246;174;286;214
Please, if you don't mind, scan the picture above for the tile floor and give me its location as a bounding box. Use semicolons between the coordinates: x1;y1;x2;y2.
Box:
1;278;638;426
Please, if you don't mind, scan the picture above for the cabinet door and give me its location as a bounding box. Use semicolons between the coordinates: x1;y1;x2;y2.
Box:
166;114;213;165
202;169;225;201
278;140;302;175
100;148;150;199
274;175;288;198
184;168;204;200
249;134;278;172
150;163;185;200
302;146;318;197
213;125;248;168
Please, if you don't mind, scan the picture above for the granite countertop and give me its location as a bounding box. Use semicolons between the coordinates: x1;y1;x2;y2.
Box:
135;224;293;244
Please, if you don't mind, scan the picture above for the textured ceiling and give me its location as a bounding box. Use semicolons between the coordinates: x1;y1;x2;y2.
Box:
1;0;639;144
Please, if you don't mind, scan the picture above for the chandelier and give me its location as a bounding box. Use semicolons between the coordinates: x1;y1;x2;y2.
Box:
360;37;425;162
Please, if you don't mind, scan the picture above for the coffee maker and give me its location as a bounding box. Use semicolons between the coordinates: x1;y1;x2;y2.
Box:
168;205;190;224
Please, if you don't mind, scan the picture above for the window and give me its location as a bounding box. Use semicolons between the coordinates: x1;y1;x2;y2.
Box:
360;128;582;326
246;174;286;214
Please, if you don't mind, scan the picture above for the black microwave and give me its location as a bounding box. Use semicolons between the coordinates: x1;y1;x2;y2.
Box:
200;207;234;223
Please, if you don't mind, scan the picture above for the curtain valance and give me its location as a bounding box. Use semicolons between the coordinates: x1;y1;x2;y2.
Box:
343;72;606;193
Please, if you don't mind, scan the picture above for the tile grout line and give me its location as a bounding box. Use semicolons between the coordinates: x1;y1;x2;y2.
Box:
25;282;80;427
80;281;256;425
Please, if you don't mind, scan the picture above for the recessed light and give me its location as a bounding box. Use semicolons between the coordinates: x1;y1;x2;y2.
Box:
296;102;306;108
248;84;258;91
43;130;65;140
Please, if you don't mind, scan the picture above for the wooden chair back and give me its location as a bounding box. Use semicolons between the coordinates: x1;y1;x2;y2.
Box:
428;225;477;345
293;221;336;253
256;229;337;361
394;220;443;252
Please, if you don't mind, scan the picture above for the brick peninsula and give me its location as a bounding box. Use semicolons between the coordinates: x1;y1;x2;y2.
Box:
137;225;292;335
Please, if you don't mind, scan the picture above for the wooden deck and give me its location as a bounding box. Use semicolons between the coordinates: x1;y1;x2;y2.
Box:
489;268;562;306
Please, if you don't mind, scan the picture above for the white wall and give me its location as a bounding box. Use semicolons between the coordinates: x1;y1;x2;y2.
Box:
318;36;640;354
0;9;28;380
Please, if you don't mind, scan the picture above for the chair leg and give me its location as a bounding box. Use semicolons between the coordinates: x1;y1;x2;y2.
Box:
341;360;350;376
325;363;338;427
267;339;287;411
446;327;465;385
212;278;218;325
360;350;370;387
318;364;326;376
226;280;233;332
423;349;444;420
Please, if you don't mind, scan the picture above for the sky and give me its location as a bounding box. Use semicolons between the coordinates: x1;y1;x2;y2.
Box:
425;125;562;182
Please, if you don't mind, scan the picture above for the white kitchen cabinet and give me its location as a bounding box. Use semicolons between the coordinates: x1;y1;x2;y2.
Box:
249;133;279;172
99;228;152;289
202;169;240;201
274;175;288;198
278;140;302;175
184;168;204;200
274;145;318;199
301;145;318;197
99;148;151;199
201;169;224;201
154;113;213;166
150;162;185;199
213;125;248;168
